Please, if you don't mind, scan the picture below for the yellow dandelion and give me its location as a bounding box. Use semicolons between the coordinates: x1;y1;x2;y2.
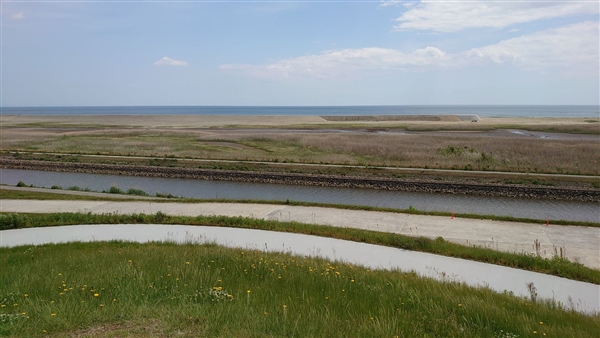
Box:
458;304;462;307
99;304;104;307
533;331;537;334
185;261;190;265
50;313;56;317
540;322;544;325
247;290;251;294
0;304;5;308
94;293;99;297
283;304;287;308
24;294;28;297
43;330;47;333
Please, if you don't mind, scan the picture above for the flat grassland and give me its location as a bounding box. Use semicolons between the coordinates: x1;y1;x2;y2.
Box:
2;115;599;180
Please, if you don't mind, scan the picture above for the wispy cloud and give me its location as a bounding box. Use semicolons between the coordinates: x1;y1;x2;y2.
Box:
220;47;451;80
391;1;598;32
153;57;188;67
12;12;25;20
462;21;599;72
220;21;598;80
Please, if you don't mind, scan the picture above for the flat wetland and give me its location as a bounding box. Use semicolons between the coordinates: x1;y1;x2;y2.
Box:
1;115;599;187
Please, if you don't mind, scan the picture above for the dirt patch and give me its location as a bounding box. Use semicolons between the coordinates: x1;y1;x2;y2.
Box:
56;319;167;338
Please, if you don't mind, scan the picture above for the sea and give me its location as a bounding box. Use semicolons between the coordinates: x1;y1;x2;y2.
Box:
1;105;599;118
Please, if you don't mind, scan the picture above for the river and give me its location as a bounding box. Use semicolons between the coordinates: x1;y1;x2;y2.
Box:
1;169;598;222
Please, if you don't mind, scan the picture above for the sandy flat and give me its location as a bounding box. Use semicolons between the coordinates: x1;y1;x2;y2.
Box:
1;114;596;129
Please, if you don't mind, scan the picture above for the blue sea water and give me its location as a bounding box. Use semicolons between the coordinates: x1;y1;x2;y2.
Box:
1;105;599;118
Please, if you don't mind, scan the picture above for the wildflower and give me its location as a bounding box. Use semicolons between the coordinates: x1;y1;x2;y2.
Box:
283;304;287;308
94;293;100;297
540;322;543;325
99;304;104;307
458;304;462;307
0;305;5;308
43;330;47;333
533;331;537;334
50;313;56;317
264;311;268;316
185;261;190;265
24;294;28;297
247;290;251;294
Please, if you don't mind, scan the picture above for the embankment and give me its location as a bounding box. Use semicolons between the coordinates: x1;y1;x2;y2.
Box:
1;159;598;202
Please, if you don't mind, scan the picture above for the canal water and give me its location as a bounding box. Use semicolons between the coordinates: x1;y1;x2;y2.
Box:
1;169;598;222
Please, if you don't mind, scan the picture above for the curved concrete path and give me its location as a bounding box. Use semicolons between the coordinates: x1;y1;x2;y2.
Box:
1;224;598;314
1;199;598;269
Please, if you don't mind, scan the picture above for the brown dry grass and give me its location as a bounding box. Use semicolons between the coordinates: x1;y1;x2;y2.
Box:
3;126;599;175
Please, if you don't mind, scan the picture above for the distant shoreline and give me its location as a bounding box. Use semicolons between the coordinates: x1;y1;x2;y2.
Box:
2;105;598;118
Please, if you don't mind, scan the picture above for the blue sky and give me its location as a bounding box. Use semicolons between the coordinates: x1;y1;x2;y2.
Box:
1;0;599;106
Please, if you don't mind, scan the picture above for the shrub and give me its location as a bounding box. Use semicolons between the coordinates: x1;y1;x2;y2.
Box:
108;186;124;194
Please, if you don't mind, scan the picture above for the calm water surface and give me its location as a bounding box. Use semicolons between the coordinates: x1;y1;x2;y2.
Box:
3;105;599;118
1;169;597;222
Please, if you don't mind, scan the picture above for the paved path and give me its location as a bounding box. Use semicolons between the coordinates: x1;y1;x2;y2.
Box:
1;199;598;269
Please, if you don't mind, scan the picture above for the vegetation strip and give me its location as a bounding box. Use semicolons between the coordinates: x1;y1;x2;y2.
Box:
2;159;599;201
1;212;598;284
2;242;598;337
2;188;599;228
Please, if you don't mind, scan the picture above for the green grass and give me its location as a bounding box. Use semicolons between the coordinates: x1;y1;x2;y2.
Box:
1;212;598;284
0;241;598;337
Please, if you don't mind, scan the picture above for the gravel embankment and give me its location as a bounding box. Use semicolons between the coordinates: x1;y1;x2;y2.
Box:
2;159;599;202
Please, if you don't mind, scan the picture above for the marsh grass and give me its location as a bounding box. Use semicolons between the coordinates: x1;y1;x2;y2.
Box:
0;212;598;284
3;129;599;175
0;241;598;337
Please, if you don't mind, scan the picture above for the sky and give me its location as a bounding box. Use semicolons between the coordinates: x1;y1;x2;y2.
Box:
1;0;599;106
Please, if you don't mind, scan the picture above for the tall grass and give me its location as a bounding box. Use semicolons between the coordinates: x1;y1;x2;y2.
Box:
3;129;599;175
1;212;598;284
0;242;598;337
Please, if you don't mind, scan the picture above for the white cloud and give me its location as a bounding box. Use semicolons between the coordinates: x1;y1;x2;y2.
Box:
461;21;599;72
220;22;599;80
12;12;25;20
153;57;188;67
393;1;598;32
220;47;452;80
379;0;403;8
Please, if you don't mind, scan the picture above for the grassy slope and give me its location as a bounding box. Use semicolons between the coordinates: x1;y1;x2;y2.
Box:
1;242;598;337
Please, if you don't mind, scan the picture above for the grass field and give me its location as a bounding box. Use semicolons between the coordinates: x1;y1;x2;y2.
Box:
2;116;599;176
1;241;598;337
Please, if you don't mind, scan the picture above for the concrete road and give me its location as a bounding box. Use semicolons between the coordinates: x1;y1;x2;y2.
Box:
1;199;598;269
